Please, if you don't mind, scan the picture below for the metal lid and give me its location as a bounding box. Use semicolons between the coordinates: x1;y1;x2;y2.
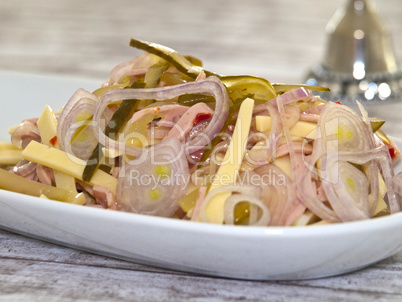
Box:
305;0;402;103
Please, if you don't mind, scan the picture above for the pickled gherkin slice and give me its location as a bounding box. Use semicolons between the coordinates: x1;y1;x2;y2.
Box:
83;99;138;181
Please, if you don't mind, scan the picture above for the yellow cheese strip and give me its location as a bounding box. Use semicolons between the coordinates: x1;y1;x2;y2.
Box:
0;142;22;165
255;115;271;132
8;125;18;135
204;98;254;224
37;105;80;195
255;115;316;139
274;155;292;178
0;168;85;204
0;149;23;165
22;141;117;194
373;171;389;216
291;209;320;226
37;105;58;146
0;142;19;150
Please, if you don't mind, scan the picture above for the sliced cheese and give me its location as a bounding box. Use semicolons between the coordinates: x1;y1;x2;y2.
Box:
204;98;254;224
274;155;292;178
37;105;81;196
0;142;20;150
8;125;18;135
373;171;389;216
255;115;317;139
291;209;320;226
0;148;23;165
290;121;317;140
255;115;271;132
37;105;58;146
22;141;117;194
0;168;86;204
0;141;23;165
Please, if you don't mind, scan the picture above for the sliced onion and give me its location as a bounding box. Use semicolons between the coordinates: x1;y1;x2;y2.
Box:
317;102;374;153
163;102;214;141
283;105;301;129
253;87;312;115
392;172;402;196
92;76;230;157
128;104;189;126
116;138;190;217
303;104;325;115
299;113;320;123
321;157;370;221
317;102;380;214
276;142;313;157
107;52;158;86
297;150;341;222
11;120;41;149
245;139;271;166
266;102;282;159
270;87;313;107
277;95;314;223
224;194;269;226
354;100;380;215
276;94;299;184
198;184;270;226
334;147;400;214
36;164;54;186
121;104;189;147
190;186;207;221
248;164;305;226
146;126;171;140
13;159;37;178
57;88;108;160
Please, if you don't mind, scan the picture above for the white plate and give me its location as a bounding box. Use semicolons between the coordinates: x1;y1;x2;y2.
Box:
1;72;402;281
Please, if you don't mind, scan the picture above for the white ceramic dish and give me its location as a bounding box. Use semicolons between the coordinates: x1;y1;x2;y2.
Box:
1;71;402;281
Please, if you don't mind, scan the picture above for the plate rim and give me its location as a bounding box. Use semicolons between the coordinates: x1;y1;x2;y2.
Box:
1;184;401;239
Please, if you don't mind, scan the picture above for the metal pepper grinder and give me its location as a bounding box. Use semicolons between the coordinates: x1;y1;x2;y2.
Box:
305;0;402;103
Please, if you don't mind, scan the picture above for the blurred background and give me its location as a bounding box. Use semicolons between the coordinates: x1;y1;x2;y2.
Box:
0;0;400;85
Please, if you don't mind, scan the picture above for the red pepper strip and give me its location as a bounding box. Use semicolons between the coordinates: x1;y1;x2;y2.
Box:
193;113;212;126
49;135;57;146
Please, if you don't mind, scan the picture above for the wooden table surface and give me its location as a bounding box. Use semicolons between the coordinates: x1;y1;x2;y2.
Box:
1;0;402;301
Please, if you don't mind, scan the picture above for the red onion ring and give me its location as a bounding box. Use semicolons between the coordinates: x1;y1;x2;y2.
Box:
297;149;341;222
116;138;190;217
248;164;305;226
198;184;270;226
317;102;379;214
107;52;156;86
92;76;230;157
57;88;107;160
270;87;313;107
277;94;299;184
317;102;374;153
13;159;37;178
331;147;400;214
320;157;370;221
392;172;402;196
11;120;41;149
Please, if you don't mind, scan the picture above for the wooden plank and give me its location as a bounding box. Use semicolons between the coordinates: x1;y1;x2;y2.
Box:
0;229;187;275
1;229;402;300
0;257;402;302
